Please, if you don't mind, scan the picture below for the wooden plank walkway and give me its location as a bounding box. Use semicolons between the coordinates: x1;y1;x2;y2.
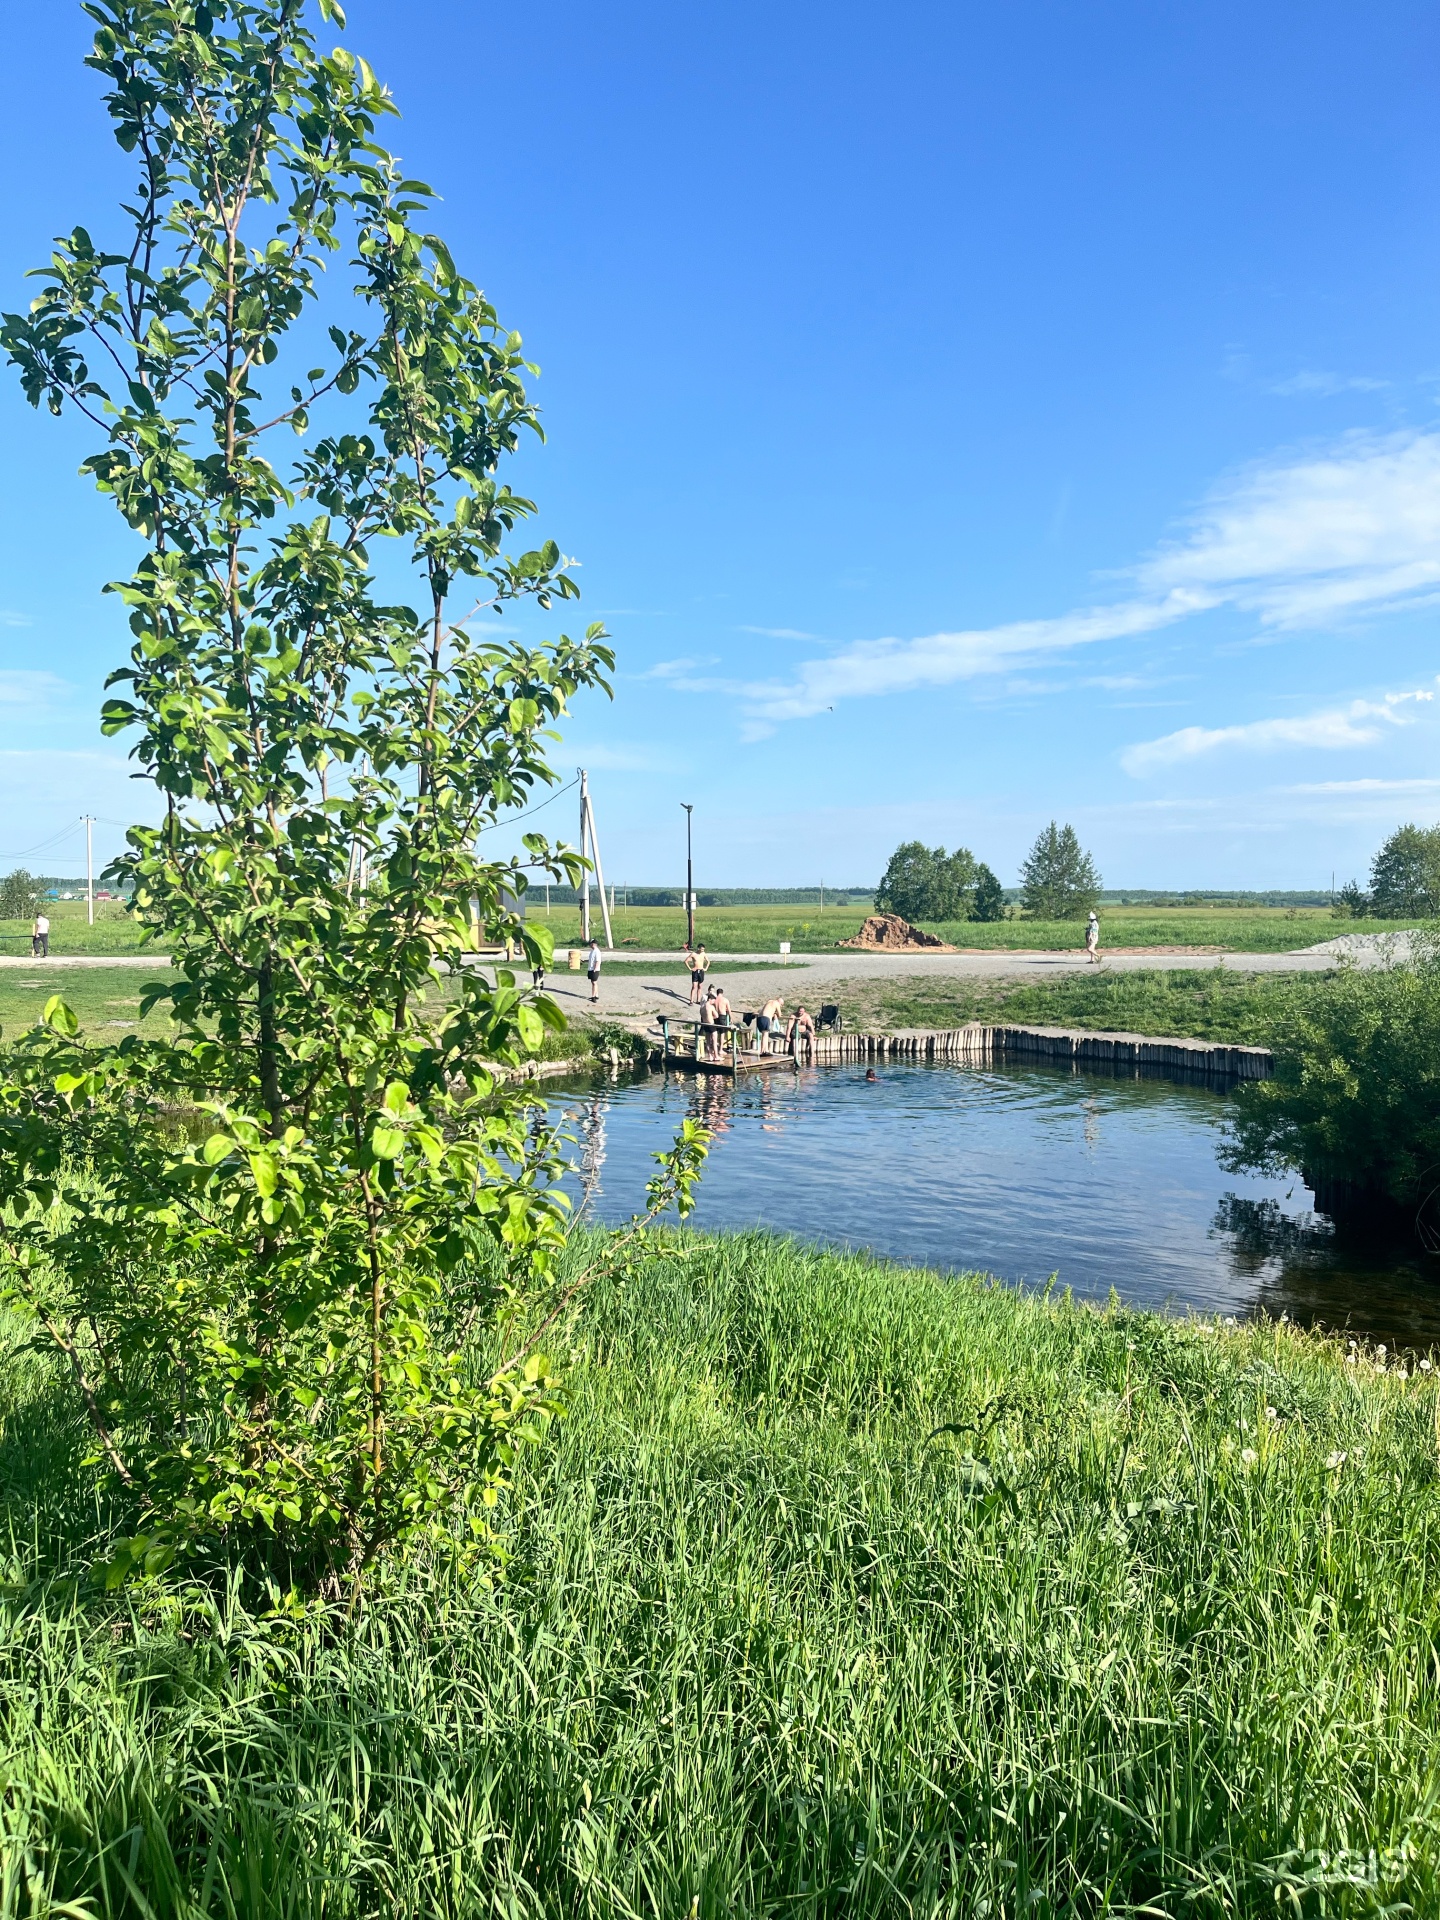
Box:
653;1019;1272;1083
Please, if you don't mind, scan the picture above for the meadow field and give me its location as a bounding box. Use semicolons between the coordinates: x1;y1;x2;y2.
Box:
3;1233;1438;1915
489;902;1404;955
4;899;1419;963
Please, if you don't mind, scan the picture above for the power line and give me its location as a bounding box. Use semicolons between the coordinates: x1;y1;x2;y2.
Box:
0;822;83;859
476;775;580;834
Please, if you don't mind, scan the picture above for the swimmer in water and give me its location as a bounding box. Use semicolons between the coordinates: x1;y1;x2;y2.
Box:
864;1067;878;1082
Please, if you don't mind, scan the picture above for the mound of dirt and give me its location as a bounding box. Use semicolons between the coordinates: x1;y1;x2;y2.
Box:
839;912;957;953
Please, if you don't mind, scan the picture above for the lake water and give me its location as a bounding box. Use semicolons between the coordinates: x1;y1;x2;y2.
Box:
548;1060;1440;1347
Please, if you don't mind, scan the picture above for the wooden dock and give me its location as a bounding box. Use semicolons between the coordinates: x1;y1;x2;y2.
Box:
651;1019;1272;1084
656;1016;799;1075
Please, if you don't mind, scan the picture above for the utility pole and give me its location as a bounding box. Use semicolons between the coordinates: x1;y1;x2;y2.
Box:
579;772;590;943
682;803;694;948
82;815;95;925
577;769;614;948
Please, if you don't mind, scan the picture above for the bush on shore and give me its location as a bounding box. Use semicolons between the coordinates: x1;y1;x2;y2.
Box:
4;1232;1439;1916
1225;953;1440;1222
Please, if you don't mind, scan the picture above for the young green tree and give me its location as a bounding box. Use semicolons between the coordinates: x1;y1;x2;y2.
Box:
969;862;1006;922
1369;824;1440;919
0;868;41;919
1019;822;1100;920
0;0;706;1587
875;841;976;921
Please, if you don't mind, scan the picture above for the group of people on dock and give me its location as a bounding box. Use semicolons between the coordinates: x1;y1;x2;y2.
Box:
694;986;817;1062
681;937;817;1062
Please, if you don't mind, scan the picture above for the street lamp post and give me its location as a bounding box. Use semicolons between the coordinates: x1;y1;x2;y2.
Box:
682;803;694;949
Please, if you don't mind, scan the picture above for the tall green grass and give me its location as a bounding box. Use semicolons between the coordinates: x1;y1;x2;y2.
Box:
841;965;1340;1045
4;1234;1440;1916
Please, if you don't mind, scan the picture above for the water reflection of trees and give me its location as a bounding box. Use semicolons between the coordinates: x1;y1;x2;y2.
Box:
1212;1192;1440;1346
1211;1195;1334;1269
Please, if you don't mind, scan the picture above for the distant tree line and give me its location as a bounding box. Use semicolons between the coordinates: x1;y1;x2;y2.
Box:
875;822;1101;924
512;885;875;908
1338;825;1440;920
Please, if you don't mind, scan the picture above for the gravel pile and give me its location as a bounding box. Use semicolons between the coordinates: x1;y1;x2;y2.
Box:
1294;929;1430;965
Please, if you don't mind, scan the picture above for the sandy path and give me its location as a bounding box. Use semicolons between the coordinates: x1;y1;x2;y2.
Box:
522;944;1353;1021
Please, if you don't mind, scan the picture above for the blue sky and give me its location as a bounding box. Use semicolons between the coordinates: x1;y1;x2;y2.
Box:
2;0;1438;889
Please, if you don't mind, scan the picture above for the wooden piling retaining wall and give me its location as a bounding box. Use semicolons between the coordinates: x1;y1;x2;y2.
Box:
797;1023;1271;1082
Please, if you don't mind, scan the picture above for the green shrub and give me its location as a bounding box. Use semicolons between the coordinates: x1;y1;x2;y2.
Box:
1225;954;1440;1218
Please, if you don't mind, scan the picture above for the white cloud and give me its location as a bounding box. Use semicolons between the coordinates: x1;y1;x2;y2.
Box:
1268;369;1388;398
669;430;1440;729
1284;777;1440;795
677;591;1210;724
1122;686;1434;775
642;655;717;680
0;611;31;629
1132;431;1440;629
0;670;73;708
739;625;818;640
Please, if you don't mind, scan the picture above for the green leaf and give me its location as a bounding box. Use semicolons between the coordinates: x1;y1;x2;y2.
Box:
249;1151;279;1199
42;996;78;1037
516;1005;544;1053
371;1126;405;1161
383;1079;410;1116
203;1132;234;1166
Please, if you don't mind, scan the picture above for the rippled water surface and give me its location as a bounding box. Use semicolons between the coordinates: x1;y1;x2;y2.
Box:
549;1060;1440;1345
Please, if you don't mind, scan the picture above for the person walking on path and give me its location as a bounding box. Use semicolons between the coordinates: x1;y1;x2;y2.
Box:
31;910;49;958
687;941;709;1005
586;938;602;1004
1085;911;1100;964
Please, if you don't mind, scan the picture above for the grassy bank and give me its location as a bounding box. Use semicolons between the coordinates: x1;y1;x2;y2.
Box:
4;1233;1439;1915
834;965;1341;1047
